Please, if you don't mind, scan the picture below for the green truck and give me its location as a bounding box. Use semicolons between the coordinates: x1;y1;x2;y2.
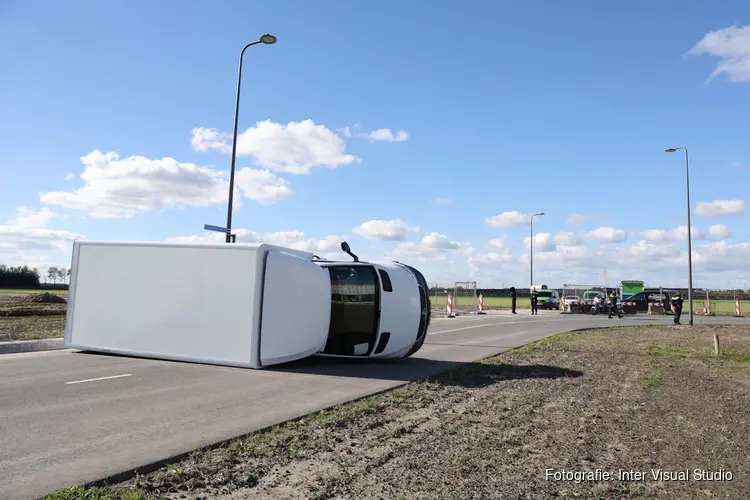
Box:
531;285;560;309
620;280;644;300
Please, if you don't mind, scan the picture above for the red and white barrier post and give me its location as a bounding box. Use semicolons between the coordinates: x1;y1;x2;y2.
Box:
477;294;486;314
736;298;743;318
446;293;455;318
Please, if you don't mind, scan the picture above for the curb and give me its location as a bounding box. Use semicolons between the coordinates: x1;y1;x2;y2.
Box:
0;338;65;355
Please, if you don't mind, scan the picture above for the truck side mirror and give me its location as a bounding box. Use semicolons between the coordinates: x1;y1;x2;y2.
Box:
340;241;359;262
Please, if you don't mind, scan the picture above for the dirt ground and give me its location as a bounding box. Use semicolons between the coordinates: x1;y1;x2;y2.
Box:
49;324;750;500
0;293;67;341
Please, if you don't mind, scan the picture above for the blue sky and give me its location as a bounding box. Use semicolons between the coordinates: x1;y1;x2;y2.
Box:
1;0;749;288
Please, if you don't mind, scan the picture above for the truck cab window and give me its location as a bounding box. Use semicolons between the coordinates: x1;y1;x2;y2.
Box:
378;270;393;292
323;265;380;356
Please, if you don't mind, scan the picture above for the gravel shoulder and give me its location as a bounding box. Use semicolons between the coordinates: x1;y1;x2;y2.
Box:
47;324;750;500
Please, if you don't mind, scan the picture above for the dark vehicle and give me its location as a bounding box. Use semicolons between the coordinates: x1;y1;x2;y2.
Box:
621;288;674;314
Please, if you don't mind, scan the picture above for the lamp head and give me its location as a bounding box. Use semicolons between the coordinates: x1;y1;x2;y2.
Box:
665;147;680;153
260;34;277;44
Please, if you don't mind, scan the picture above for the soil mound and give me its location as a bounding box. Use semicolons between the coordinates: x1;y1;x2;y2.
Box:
17;293;67;305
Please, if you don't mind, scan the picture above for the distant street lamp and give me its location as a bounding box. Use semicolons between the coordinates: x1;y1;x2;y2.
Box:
666;146;693;325
530;212;545;289
225;34;277;243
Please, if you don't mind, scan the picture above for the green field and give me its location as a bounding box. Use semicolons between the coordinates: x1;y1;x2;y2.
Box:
0;289;67;295
430;294;749;315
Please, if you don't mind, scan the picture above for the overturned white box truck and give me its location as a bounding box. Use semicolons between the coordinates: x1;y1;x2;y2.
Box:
63;240;431;368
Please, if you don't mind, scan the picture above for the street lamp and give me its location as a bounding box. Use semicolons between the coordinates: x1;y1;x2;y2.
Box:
530;212;545;289
666;146;693;325
225;33;277;243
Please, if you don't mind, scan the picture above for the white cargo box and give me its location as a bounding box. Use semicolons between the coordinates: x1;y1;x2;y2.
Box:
64;240;332;368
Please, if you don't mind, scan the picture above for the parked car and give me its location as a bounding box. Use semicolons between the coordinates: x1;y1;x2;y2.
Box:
563;295;580;307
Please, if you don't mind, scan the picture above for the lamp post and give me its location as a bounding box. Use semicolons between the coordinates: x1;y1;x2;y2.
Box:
665;146;693;325
530;212;545;290
225;34;277;243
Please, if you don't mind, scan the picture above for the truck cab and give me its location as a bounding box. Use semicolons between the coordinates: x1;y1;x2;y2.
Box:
311;242;430;360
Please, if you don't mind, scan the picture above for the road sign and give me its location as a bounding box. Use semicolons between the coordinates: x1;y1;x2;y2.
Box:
204;224;227;233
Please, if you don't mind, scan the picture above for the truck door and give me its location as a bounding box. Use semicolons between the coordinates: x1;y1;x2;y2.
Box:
259;250;332;366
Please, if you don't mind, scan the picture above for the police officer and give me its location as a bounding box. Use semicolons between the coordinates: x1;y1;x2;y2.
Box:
510;286;517;314
672;292;683;325
608;291;622;319
530;289;538;315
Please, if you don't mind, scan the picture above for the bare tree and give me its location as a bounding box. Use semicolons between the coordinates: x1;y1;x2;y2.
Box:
57;268;66;284
48;266;59;285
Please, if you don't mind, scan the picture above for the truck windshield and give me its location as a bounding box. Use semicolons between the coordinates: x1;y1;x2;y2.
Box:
323;265;380;356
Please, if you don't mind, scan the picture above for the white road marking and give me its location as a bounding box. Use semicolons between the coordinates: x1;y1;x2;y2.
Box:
432;314;549;322
66;373;132;385
428;317;567;336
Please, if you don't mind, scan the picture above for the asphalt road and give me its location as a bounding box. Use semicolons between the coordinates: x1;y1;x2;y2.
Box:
1;311;749;499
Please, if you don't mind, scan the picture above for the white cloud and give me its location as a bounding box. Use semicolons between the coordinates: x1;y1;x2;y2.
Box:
7;207;58;229
583;226;627;243
520;239;750;289
168;229;347;258
39;150;292;218
672;225;706;241
484;210;532;228
553;232;582;246
642;226;707;243
466;246;514;273
192;120;361;174
367;128;409;142
432;197;453;205
421;232;460;250
190;127;232;154
64;172;75;181
487;236;508;249
566;213;591;225
338;124;409;142
0;207;82;270
695;199;745;217
234;168;293;205
375;227;750;289
352;219;420;241
383;242;447;265
709;224;732;240
688;25;750;83
523;232;556;252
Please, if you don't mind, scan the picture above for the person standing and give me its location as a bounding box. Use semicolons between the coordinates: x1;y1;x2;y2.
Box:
510;286;517;314
530;289;538;315
672;292;683;325
608;291;622;319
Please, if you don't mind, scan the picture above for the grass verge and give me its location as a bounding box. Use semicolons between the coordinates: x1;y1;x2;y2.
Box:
45;324;750;499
